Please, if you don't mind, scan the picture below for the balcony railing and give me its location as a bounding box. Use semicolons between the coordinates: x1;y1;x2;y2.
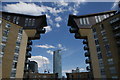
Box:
27;40;33;45
83;39;88;44
84;45;89;50
85;52;90;57
26;46;32;51
74;33;81;39
69;28;78;33
26;52;31;58
38;28;46;34
110;18;120;24
86;66;91;71
85;59;91;64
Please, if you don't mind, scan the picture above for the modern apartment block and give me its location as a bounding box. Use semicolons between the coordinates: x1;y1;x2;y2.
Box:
68;9;120;79
0;11;47;79
53;50;62;79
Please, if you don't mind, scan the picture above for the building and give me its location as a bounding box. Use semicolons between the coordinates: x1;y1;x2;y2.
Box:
28;73;58;80
66;72;90;80
53;50;62;78
29;61;38;73
68;4;120;79
0;11;47;79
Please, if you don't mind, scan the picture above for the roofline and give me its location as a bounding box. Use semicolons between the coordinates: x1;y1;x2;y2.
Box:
2;11;46;18
69;10;117;18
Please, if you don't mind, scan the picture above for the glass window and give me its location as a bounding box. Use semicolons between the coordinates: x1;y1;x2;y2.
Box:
96;46;101;52
15;46;20;53
2;36;7;42
10;69;16;77
5;23;11;28
95;39;99;45
6;16;10;20
109;67;117;74
80;18;83;25
107;58;114;65
25;18;28;26
92;27;96;32
13;16;17;23
104;44;110;51
98;53;102;59
101;68;105;75
95;16;98;23
32;19;35;26
1;43;6;52
106;51;112;57
13;55;18;61
101;30;106;36
100;24;104;30
98;16;102;22
83;18;86;25
103;37;108;42
86;18;89;25
3;29;9;37
112;76;118;79
104;15;107;19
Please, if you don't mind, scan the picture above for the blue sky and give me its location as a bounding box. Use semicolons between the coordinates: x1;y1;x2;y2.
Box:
2;1;117;76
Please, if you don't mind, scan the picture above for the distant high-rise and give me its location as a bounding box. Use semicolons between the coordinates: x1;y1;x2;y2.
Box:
53;50;62;78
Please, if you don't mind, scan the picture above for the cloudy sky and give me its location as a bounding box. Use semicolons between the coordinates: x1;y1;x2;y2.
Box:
1;0;119;77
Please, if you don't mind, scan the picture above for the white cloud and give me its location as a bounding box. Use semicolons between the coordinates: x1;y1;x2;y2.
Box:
3;2;66;16
56;23;60;27
47;50;53;55
44;26;52;33
111;0;120;10
55;16;62;22
29;56;50;68
57;44;67;51
35;44;55;49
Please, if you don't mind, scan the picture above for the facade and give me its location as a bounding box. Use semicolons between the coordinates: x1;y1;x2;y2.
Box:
53;50;62;78
28;73;58;80
0;12;47;79
66;72;90;80
68;10;120;79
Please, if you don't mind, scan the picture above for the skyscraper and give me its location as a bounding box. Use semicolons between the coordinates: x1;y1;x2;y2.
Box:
53;50;62;79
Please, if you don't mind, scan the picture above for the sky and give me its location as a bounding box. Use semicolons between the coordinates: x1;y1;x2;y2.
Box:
1;0;119;77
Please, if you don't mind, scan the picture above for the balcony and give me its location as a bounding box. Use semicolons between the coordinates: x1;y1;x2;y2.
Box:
84;45;89;50
27;40;33;45
38;28;46;34
86;66;91;71
85;52;90;57
74;33;81;39
25;59;30;64
69;28;78;33
85;59;91;64
26;52;31;58
26;46;32;51
110;18;120;24
113;25;120;31
115;33;120;38
83;39;88;44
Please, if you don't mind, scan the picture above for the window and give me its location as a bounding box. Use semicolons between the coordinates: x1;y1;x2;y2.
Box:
1;43;6;52
95;39;99;45
112;76;118;79
106;51;112;57
15;46;20;53
3;29;9;37
16;41;20;46
100;24;104;30
92;28;96;33
104;44;110;51
80;18;83;25
32;19;35;26
16;17;19;24
103;15;107;19
101;68;105;75
99;59;104;67
6;16;10;20
5;23;11;28
86;18;89;24
109;67;117;74
101;30;106;36
107;58;114;65
95;16;98;23
98;53;102;59
96;46;101;52
13;16;17;23
10;69;16;77
25;18;28;26
98;16;101;22
2;36;7;42
13;55;18;61
103;37;108;42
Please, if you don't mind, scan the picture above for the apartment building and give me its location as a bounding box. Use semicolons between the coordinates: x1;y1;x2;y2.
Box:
68;10;119;79
0;11;47;79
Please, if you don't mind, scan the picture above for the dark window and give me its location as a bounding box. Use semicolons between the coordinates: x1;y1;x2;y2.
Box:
104;44;110;51
92;28;96;32
95;39;99;45
96;46;101;52
100;24;104;30
98;53;102;59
